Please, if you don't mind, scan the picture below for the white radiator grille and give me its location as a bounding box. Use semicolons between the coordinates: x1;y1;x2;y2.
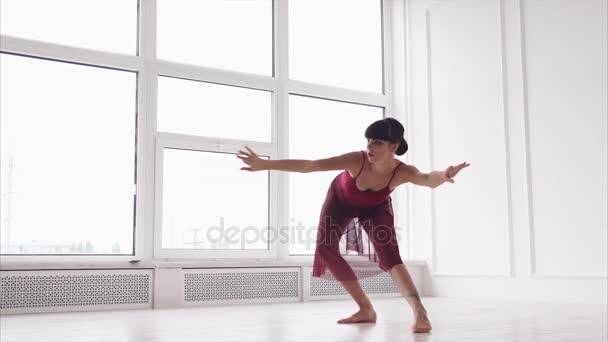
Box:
307;268;399;299
1;270;152;313
184;268;300;305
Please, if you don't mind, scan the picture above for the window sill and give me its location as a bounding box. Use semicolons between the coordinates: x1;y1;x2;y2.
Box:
0;258;426;271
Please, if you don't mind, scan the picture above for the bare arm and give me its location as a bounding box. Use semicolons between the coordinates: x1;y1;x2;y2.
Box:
237;146;361;173
400;162;470;188
264;159;314;173
400;165;446;188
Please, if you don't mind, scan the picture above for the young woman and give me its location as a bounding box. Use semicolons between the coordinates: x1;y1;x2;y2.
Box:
237;118;470;333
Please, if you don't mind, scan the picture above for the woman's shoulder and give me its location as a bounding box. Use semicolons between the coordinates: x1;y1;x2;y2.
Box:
395;162;420;174
392;162;421;183
344;150;366;176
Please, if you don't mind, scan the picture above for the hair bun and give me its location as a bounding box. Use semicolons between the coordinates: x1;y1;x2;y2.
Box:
396;137;408;156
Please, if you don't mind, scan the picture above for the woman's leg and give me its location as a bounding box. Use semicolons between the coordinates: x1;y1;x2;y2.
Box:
363;200;432;333
388;264;432;333
334;281;376;323
388;264;426;314
312;186;377;324
314;215;377;323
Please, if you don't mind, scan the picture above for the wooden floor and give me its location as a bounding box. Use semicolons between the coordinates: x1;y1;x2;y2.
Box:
1;297;606;342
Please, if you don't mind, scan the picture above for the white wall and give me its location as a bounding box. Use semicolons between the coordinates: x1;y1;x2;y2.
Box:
403;0;607;304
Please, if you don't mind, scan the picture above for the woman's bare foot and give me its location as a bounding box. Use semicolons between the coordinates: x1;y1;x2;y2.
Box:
411;311;432;333
337;308;377;324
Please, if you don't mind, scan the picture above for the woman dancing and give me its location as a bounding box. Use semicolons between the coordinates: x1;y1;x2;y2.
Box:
237;117;470;333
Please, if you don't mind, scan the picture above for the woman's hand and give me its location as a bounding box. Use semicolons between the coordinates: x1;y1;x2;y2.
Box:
236;146;266;172
443;162;470;183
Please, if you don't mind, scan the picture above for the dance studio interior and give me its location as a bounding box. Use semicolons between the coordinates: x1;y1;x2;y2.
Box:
0;0;606;341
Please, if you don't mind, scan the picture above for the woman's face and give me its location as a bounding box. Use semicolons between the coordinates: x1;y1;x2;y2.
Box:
366;138;397;162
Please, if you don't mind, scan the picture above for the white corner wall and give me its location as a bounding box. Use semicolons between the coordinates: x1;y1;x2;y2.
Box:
403;0;607;304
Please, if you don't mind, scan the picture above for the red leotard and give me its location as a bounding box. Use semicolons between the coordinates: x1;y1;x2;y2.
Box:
312;151;404;281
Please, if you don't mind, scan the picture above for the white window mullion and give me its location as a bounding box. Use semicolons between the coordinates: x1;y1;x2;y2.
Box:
287;80;389;108
381;0;400;256
136;0;158;262
382;0;411;260
155;132;274;154
381;0;394;113
275;0;290;261
156;59;278;92
0;35;143;72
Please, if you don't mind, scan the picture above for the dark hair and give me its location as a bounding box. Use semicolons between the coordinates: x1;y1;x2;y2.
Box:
364;117;408;156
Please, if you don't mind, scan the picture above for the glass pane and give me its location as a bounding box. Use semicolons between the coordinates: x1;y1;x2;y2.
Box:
288;95;383;255
157;76;272;142
0;54;136;255
157;0;272;75
0;0;137;54
161;149;269;250
289;0;383;93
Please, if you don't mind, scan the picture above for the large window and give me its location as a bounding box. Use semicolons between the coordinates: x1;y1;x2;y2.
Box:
0;54;136;255
0;0;391;260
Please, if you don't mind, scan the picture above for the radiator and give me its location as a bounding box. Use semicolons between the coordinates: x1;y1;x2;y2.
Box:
182;267;301;306
0;269;153;314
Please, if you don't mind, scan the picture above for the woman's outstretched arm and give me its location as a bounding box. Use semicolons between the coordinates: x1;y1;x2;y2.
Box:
400;162;470;188
237;146;361;173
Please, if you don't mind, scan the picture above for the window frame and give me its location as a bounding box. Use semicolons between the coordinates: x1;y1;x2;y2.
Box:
154;135;277;259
